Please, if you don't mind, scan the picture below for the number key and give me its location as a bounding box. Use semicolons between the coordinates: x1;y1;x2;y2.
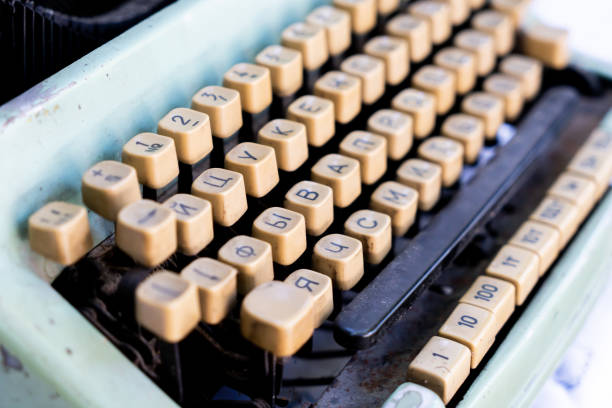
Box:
459;276;515;332
122;133;179;189
191;85;243;139
223;63;273;114
157;107;213;165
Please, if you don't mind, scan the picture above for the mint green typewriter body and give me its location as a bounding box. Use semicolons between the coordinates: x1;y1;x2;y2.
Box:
1;1;611;407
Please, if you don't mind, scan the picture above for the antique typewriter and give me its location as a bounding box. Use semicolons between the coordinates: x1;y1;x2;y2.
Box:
2;0;612;407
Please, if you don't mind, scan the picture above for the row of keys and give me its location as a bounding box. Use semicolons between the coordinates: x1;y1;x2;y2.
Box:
405;128;612;404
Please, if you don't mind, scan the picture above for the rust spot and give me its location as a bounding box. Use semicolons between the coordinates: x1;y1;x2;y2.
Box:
1;345;23;372
65;348;73;355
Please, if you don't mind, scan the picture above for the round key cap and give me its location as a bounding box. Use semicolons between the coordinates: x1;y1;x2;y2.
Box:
461;92;504;141
191;86;243;139
364;36;410;86
382;382;445;408
225;142;279;198
284;180;334;236
282;22;329;71
28;202;93;265
122;133;179;189
311;154;362;208
418;136;463;187
412;65;456;115
258;119;308;172
472;10;514;55
287;95;335;147
223;63;273;115
218;235;274;295
367;109;413;161
241;281;315;356
441;114;485;164
397;158;442;211
255;45;303;97
284;269;333;327
340;54;386;105
192;168;248;227
157;108;213;165
344;209;392;264
82;160;142;221
163;194;213;256
253;207;307;265
339;131;387;185
312;233;364;290
116;199;177;267
314;71;362;124
180;258;237;325
454;29;496;76
391;88;436;139
135;271;200;342
386;14;432;63
333;0;377;34
306;6;351;56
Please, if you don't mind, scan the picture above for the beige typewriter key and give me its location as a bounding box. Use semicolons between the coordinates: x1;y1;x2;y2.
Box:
122;133;179;189
314;71;362;124
378;0;399;15
81;161;141;221
306;6;351;56
218;235;274;294
397;158;442;211
521;24;570;69
530;196;580;248
454;29;496;76
364;36;410;86
163;194;213;256
241;281;315;356
367;109;413;160
191;86;242;139
157;108;213;165
439;303;496;368
370;181;418;236
548;172;597;222
282;22;329;71
253;207;307;265
441;114;485;163
191;168;247;226
312;154;362;208
285;269;333;327
437;0;469;26
313;234;364;290
467;0;486;8
509;221;560;275
339;131;387;185
340;54;385;105
225;142;279;198
486;244;540;306
491;0;529;28
255;45;303;97
284;181;334;236
459;276;515;333
333;0;377;34
462;92;504;140
412;65;456;115
418;137;464;187
258;119;308;172
223;63;272;115
28;202;92;265
434;47;476;95
345;209;392;264
499;55;543;100
567;148;612;199
585;128;612;153
391;89;436;138
483;74;523;121
135;271;200;342
409;1;451;45
386;14;431;63
116;200;177;267
472;10;514;56
287;95;335;147
180;258;237;325
407;336;471;404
